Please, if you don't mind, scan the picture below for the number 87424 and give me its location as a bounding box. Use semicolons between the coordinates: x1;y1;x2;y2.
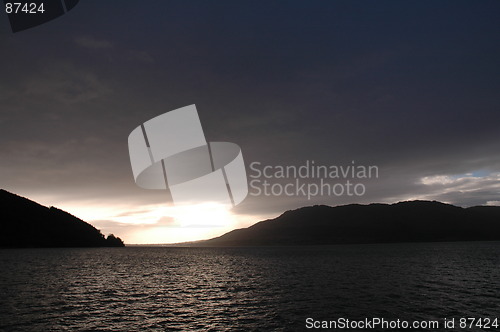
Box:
5;2;45;14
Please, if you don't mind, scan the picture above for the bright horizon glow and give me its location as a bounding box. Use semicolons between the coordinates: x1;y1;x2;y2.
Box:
99;203;262;244
32;195;265;244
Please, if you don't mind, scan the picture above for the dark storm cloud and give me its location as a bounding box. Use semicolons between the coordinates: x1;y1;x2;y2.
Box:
75;36;113;50
1;1;500;228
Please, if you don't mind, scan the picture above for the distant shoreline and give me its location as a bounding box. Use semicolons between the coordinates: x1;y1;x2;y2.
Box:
123;239;500;248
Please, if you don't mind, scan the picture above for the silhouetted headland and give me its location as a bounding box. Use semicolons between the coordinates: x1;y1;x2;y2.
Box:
198;201;500;246
0;189;124;248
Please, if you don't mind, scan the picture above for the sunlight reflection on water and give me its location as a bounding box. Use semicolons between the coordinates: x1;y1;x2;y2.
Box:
1;242;499;331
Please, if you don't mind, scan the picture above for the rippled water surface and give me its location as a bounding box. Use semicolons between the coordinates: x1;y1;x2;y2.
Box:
1;242;499;331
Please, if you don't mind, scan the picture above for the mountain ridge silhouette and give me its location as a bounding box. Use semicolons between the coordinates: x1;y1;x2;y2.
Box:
198;200;500;246
0;189;124;248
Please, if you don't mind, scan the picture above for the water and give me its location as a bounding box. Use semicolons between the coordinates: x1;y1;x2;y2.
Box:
0;242;499;331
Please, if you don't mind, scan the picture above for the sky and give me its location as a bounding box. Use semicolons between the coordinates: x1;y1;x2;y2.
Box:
1;1;499;244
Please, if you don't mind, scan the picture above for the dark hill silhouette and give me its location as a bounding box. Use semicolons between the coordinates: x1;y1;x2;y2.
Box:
0;189;124;248
200;201;500;246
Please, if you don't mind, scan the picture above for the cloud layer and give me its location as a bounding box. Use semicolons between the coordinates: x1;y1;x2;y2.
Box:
1;1;499;242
